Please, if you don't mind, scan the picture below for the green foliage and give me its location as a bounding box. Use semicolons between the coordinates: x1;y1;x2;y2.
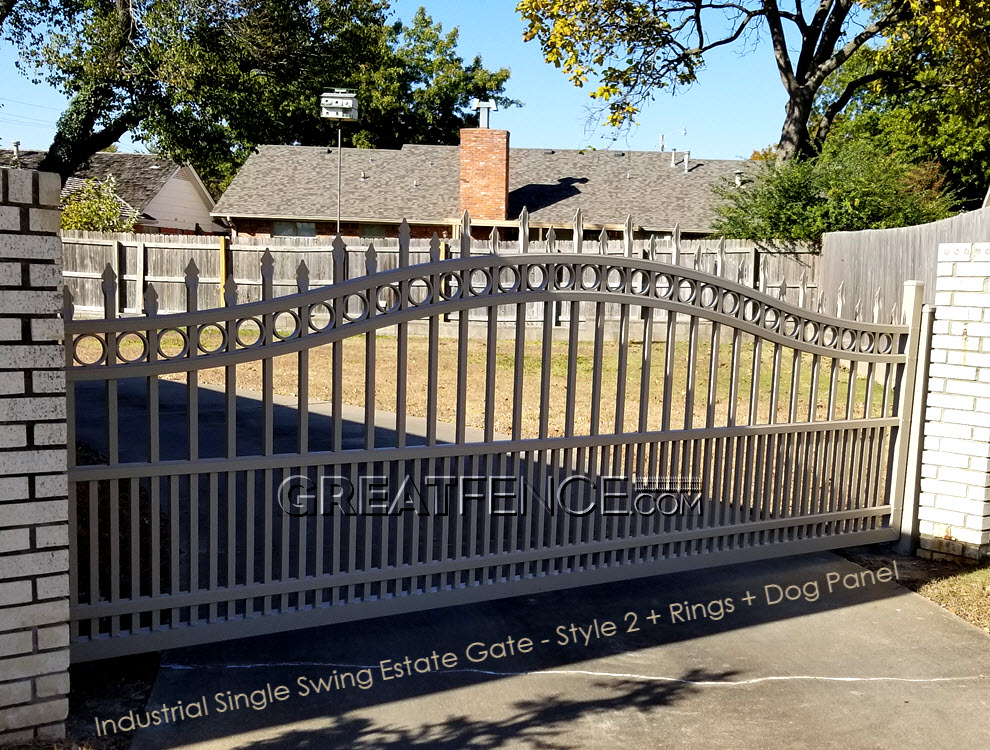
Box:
60;176;137;232
814;40;990;208
4;1;516;192
711;142;958;251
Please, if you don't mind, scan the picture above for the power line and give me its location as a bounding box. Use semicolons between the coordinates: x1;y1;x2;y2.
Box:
0;118;55;130
0;112;56;126
0;97;64;112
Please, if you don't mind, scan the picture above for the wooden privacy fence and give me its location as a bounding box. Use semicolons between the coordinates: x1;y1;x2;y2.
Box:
820;204;990;313
62;214;821;318
63;218;928;660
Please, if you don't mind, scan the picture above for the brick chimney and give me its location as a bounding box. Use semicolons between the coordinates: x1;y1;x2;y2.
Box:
459;128;509;220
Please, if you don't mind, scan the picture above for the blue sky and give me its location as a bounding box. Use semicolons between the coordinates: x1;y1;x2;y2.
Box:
0;1;786;159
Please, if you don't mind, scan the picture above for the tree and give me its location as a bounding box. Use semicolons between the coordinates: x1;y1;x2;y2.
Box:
711;141;957;250
811;10;990;208
516;0;920;158
4;1;515;191
60;176;137;232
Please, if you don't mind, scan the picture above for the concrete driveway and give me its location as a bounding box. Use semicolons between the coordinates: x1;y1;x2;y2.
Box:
124;550;990;750
70;379;990;749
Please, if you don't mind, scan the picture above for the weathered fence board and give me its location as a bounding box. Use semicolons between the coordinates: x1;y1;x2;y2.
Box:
62;228;821;318
820;205;990;315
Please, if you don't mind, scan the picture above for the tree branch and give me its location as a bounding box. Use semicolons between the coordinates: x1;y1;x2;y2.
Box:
813;69;902;144
684;10;761;56
811;0;855;76
763;0;797;91
809;2;910;88
39;85;139;182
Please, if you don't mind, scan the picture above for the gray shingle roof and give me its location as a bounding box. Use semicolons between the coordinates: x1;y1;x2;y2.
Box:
212;143;748;234
0;150;179;212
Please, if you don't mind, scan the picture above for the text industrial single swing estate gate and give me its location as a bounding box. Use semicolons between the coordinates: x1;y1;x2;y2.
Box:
63;216;928;661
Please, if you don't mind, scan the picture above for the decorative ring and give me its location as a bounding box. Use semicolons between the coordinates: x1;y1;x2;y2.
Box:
74;334;107;366
157;328;189;359
309;303;335;332
235;317;265;348
274;310;300;340
343;293;369;322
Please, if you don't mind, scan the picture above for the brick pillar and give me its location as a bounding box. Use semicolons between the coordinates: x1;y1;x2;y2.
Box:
0;168;70;742
459;128;510;221
918;242;990;563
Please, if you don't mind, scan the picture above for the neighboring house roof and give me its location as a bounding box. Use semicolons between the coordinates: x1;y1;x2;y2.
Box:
212;143;749;233
0;150;208;221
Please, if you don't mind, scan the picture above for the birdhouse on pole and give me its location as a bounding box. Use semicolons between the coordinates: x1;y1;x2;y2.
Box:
320;89;359;121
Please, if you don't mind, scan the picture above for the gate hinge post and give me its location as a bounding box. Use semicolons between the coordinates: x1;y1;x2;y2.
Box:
890;281;926;553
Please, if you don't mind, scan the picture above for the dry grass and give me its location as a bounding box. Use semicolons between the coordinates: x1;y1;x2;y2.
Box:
917;565;990;632
840;547;990;634
80;331;887;439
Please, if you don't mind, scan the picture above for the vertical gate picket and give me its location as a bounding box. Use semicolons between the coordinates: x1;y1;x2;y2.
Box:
537;243;554;569
702;260;723;554
144;285;160;630
635;272;655;559
296;260;310;453
181;262;199;625
331;236;346;452
363;245;379;600
99;265;122;637
396;221;411;581
218;273;236;622
424;234;441;583
512;214;529;568
587;229;608;557
612;233;632;558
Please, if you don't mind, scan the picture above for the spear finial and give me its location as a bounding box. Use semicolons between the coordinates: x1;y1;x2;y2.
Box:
143;283;159;317
519;207;530;253
365;242;378;275
62;285;74;322
430;232;442;263
573;208;583;253
296;259;310;293
460;210;471;257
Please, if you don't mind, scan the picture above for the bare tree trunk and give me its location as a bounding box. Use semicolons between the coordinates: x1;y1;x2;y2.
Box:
776;87;816;159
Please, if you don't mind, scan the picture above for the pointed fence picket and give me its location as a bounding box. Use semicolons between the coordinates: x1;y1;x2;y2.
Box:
62;213;823;319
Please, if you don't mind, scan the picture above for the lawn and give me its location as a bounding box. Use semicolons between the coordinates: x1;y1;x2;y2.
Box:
78;329;889;439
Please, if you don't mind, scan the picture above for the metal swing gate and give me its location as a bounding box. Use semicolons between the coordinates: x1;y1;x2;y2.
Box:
64;219;927;661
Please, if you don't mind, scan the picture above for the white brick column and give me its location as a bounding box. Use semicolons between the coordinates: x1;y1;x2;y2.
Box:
0;167;70;742
918;242;990;562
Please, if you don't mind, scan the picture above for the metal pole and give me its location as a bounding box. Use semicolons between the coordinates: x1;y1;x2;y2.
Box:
337;127;342;235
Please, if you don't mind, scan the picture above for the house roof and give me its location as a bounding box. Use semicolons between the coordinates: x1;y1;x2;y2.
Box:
211;143;749;234
0;150;181;214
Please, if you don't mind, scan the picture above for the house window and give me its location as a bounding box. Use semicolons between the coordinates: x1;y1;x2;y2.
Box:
360;224;388;238
273;221;316;237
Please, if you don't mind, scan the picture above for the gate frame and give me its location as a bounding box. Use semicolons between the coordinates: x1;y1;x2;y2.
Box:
62;217;930;662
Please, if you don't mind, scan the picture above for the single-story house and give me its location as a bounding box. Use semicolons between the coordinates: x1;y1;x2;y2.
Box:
211;127;749;241
0;147;223;234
